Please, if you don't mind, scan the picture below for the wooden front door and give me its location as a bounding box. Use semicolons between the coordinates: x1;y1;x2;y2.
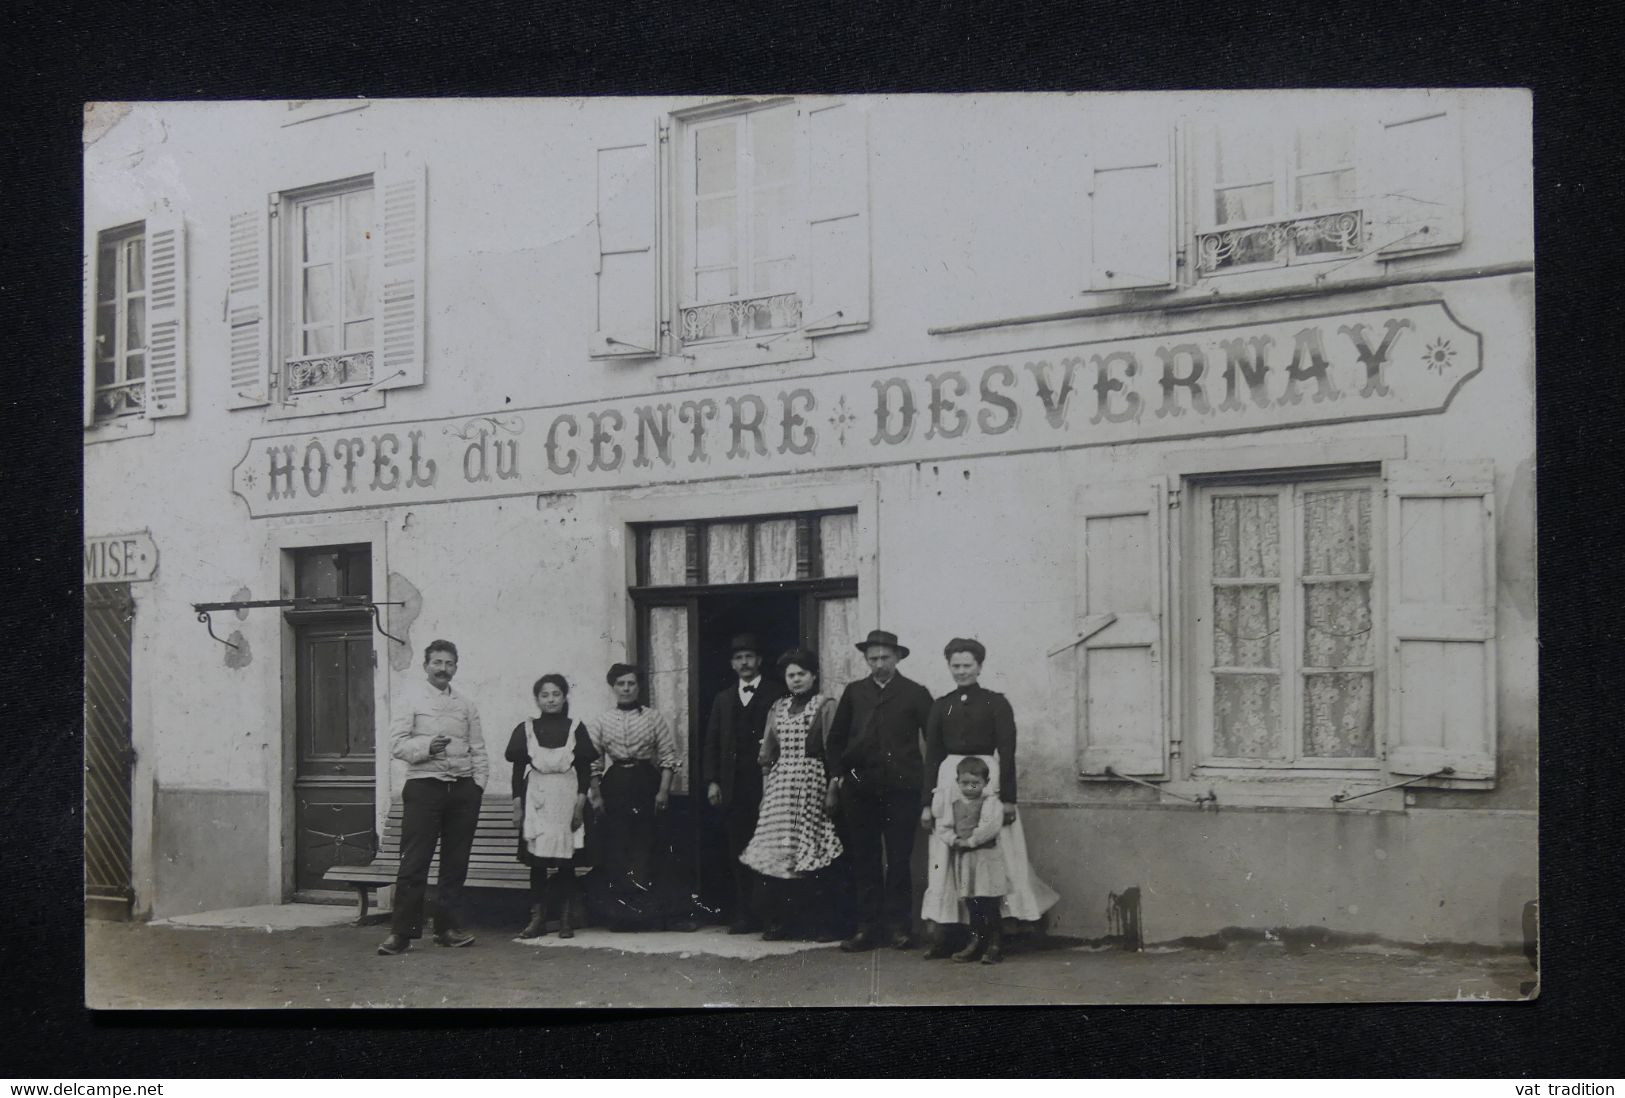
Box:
292;614;377;894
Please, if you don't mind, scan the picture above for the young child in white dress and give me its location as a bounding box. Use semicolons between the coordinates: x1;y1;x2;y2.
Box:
934;756;1010;964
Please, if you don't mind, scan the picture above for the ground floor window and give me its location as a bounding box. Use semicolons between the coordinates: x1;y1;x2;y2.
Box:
1072;459;1497;796
1191;473;1380;773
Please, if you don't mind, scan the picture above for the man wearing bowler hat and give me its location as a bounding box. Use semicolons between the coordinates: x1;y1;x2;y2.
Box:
703;632;786;933
823;629;934;951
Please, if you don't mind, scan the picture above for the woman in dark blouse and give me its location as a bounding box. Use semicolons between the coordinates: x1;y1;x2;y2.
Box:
505;673;597;939
918;638;1059;958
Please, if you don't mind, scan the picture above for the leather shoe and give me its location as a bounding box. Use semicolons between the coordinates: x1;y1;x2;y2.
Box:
889;930;917;950
840;928;880;953
376;934;410;956
924;938;956;960
433;928;476;948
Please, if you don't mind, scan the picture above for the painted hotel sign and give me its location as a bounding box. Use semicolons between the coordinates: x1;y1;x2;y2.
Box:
232;301;1479;518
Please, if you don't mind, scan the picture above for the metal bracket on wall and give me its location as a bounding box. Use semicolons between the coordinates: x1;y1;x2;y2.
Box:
190;595;407;651
1330;767;1455;804
1103;768;1218;807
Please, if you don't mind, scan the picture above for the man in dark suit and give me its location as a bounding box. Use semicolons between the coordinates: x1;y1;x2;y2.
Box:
703;633;786;934
823;629;934;952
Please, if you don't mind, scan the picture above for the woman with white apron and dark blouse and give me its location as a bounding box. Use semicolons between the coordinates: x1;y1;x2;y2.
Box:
505;674;597;939
919;638;1058;958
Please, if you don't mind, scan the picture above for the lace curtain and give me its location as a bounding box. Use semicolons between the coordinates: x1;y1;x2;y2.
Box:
647;526;688;586
1302;488;1373;758
817;597;867;702
1208;487;1375;760
706;523;751;585
753;519;798;582
820;513;858;576
647;606;690;794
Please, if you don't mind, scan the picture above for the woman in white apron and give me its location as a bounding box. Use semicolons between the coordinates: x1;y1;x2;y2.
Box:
504;674;596;939
919;638;1059;958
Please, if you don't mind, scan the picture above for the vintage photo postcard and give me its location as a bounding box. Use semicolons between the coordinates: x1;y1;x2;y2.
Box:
82;91;1536;1008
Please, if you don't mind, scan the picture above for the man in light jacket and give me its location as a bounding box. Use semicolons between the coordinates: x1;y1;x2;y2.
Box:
377;639;488;955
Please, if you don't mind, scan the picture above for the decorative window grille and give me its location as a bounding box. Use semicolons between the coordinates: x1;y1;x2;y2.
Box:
1192;475;1381;771
1198;121;1367;274
679;103;803;343
277;180;375;399
92;226;147;420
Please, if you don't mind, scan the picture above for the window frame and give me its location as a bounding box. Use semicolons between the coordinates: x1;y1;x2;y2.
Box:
1193;118;1367;277
1185;467;1386;779
672;98;806;348
91;222;148;423
271;174;379;413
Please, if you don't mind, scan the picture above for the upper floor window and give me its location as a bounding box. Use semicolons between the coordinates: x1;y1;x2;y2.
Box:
83;213;188;435
227;158;425;417
1084;94;1466;293
279;178;376;399
1196;120;1365;274
93;225;147;420
678;102;802;344
590;98;870;369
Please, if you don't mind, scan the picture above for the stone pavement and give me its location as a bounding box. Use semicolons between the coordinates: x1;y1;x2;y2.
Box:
85;910;1536;1009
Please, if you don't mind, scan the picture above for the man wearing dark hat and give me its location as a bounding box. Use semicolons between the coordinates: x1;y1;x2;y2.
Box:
702;633;785;933
823;629;934;951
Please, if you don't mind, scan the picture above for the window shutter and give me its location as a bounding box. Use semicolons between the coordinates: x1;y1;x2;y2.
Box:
144;210;187;418
226;207;270;409
1074;478;1171;778
802;101;870;334
590;125;661;359
82;242;96;428
1085;127;1177;291
1385;460;1496;784
375;158;427;391
1373;104;1464;256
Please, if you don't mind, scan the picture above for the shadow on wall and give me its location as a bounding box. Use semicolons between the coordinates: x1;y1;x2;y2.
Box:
387;572;422;671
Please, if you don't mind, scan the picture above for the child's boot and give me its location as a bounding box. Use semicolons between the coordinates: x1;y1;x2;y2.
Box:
519;903;548;939
980;909;1005;965
924;922;957;960
951;907;986;963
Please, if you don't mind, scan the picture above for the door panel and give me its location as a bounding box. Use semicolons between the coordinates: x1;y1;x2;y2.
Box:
294;616;376;892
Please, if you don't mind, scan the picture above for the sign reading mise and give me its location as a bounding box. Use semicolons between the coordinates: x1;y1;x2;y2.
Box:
232;302;1479;518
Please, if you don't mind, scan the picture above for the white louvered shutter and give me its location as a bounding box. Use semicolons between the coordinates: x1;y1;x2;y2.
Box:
226;207;270;409
1085;127;1178;291
1074;479;1171;778
83;242;97;428
374;158;427;390
590;125;661;359
802;101;870;333
1374;103;1465;256
1385;461;1497;784
144;211;187;418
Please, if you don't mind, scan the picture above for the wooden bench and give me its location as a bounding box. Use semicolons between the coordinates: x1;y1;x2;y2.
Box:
324;795;534;925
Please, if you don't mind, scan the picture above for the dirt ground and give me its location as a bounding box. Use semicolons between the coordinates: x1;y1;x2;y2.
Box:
84;915;1536;1009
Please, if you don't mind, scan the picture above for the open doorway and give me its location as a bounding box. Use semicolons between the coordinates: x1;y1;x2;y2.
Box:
690;588;802;914
629;510;866;922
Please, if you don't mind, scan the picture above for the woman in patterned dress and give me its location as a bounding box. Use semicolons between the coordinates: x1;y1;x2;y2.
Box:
739;649;845;941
